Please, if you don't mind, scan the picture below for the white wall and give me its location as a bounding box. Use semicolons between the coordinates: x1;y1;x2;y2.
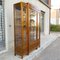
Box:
51;18;56;24
5;0;50;49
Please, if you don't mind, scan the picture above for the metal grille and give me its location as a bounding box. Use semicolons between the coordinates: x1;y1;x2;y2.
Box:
0;0;2;5
0;0;5;51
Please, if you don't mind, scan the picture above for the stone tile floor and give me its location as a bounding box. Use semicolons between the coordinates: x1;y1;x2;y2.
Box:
33;37;60;60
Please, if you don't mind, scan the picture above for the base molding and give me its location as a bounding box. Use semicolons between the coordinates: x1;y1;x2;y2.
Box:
0;49;8;54
23;37;57;60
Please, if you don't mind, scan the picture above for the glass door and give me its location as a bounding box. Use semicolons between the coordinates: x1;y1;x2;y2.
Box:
14;3;27;56
23;4;27;49
29;8;37;43
14;4;22;50
29;7;40;52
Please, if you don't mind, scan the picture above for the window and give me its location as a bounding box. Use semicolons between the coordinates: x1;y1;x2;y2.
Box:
40;11;45;33
0;0;2;5
42;0;48;4
39;0;50;7
0;0;5;51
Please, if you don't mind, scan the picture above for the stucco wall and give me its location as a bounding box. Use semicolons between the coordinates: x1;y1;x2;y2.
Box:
5;0;50;49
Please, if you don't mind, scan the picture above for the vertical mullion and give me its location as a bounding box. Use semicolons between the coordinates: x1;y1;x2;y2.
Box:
39;13;40;40
21;2;24;57
36;12;38;40
26;3;30;54
38;12;40;47
14;5;16;55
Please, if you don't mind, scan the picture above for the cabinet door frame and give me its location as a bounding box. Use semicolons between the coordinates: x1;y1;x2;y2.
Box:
26;3;40;53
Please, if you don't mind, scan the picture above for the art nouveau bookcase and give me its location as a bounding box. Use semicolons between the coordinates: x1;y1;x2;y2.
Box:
14;2;40;58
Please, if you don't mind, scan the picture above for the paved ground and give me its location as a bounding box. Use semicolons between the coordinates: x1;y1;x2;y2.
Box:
0;41;5;51
33;37;60;60
0;32;60;60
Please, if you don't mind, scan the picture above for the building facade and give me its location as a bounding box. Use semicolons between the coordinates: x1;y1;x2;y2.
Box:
0;0;51;54
51;9;60;25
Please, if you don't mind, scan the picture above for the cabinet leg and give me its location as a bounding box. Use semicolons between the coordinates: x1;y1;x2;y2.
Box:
21;56;23;59
27;52;29;55
14;53;16;56
36;48;37;49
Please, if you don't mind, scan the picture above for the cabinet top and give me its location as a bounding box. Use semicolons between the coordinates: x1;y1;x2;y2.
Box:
14;2;40;12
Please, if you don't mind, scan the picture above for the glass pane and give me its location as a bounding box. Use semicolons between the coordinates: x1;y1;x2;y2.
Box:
0;0;5;51
30;9;37;42
39;0;48;5
42;0;48;4
23;5;27;47
14;5;22;47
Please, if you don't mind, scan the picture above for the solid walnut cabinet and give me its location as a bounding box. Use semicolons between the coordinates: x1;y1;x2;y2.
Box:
14;2;40;58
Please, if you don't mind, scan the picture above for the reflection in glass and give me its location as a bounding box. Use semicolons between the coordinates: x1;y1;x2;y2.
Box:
23;5;27;46
30;9;36;42
14;6;22;47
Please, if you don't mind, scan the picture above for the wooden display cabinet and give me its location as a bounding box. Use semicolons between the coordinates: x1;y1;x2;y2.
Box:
14;2;40;58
